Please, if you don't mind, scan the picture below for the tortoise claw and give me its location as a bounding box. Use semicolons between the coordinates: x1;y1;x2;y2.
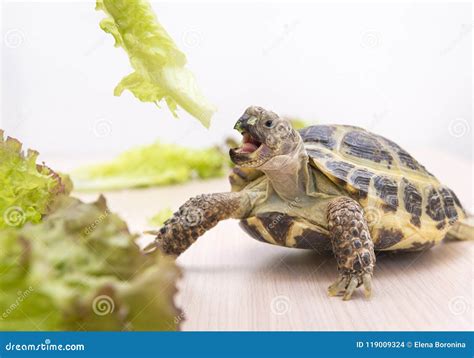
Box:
327;275;347;297
343;277;359;301
327;271;373;300
362;273;373;298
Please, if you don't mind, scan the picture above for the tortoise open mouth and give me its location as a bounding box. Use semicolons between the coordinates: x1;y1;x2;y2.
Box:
229;131;268;167
235;132;263;154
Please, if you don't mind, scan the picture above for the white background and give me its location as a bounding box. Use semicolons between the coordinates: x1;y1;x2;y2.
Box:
1;1;472;196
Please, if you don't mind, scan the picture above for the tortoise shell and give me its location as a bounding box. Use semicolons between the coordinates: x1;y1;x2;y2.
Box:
235;124;466;252
300;124;466;250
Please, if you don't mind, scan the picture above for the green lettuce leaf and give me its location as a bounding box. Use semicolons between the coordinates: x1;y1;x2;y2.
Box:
0;130;69;229
148;207;173;227
0;196;181;331
72;141;227;191
96;0;216;127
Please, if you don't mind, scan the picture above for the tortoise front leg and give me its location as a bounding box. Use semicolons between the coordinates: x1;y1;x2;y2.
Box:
327;197;376;300
150;192;250;257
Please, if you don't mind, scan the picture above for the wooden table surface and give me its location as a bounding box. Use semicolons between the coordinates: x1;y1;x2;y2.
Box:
76;177;473;331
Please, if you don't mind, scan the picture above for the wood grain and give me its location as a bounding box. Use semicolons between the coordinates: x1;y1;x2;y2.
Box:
76;178;473;331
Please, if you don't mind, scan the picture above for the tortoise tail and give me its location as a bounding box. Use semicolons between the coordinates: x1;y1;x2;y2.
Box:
445;216;474;241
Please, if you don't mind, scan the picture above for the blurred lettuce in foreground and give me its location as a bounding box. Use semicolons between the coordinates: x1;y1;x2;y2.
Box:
0;130;69;229
0;196;181;331
72;142;227;191
96;0;216;127
0;132;181;330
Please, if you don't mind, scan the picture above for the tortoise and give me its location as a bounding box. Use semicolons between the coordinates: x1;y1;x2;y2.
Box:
149;106;472;300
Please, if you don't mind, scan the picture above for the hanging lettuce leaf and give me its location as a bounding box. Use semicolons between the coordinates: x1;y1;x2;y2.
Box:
96;0;216;127
0;196;182;331
0;130;69;229
72;141;227;191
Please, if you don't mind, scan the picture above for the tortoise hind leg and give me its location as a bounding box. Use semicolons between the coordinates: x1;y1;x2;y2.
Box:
327;197;376;300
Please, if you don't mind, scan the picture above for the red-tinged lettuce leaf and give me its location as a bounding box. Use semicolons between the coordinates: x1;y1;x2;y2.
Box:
0;196;182;331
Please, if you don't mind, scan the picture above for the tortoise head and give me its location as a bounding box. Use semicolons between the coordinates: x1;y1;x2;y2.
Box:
229;106;302;168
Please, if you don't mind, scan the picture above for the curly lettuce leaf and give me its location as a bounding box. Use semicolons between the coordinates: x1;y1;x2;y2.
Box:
0;130;69;229
0;196;181;331
72;141;227;191
96;0;216;127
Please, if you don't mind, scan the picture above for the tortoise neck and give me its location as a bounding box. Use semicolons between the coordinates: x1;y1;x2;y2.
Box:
260;142;310;203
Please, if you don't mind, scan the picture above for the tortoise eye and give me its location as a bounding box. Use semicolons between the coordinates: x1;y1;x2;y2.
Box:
264;120;274;128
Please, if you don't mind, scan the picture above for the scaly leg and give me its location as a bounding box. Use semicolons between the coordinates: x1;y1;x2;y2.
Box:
149;192;251;257
327;197;376;300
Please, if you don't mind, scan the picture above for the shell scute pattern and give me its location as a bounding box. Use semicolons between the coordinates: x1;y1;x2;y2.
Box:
341;130;393;166
425;187;446;222
402;178;422;227
299;125;337;150
300;125;440;201
300;125;465;250
348;168;375;198
373;175;399;212
240;213;332;252
325;161;355;180
378;135;434;176
440;187;459;224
